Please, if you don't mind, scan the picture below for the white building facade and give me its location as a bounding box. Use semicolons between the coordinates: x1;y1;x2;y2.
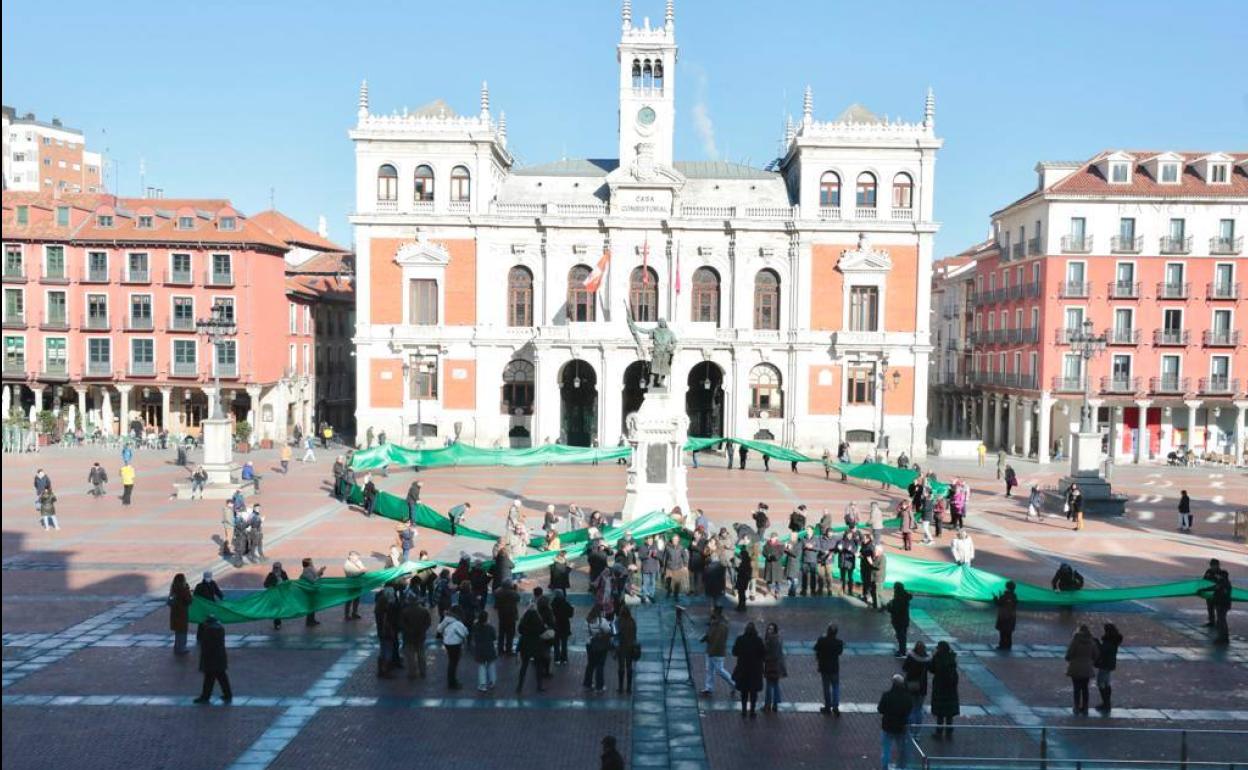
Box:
350;4;942;457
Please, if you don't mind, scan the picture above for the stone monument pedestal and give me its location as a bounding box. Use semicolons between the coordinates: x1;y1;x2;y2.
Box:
1053;431;1126;516
173;418;249;500
621;390;691;524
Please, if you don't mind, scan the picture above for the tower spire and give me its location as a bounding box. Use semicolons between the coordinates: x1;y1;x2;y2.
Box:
923;86;935;129
622;0;632;29
357;79;369;120
480;80;490;119
784;114;795;145
802;85;813;126
665;0;674;29
497;111;507;147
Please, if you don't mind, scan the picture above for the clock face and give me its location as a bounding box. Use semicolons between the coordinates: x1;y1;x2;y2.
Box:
637;106;656;126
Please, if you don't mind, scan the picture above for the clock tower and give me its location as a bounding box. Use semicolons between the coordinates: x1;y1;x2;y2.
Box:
617;1;677;173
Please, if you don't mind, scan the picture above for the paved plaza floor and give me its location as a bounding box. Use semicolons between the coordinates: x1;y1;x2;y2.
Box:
3;443;1246;769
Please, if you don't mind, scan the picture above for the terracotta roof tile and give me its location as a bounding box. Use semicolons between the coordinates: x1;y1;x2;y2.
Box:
250;210;346;252
1046;151;1248;198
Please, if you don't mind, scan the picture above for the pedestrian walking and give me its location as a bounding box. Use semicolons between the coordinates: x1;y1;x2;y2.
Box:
1004;465;1018;497
996;449;1006;479
343;552;366;620
280;442;292;473
437;608;469;690
614;604;638;693
738;444;748;469
1177;490;1192;532
993;581;1019;650
405;480;423;524
731;621;766;718
902;641;931;734
168;573;193;655
1026;484;1043;521
38;486;59;531
193;615;232;704
87;462;108;498
583;607;613;692
119;462;136;505
473;611;499;692
929;641;960;739
302;434;316;462
1095;623;1123;713
887;582;912;657
700;606;734;696
762;622;787;712
952;529;975;566
301;558;326;626
1065;625;1099;715
878;674;912;769
814;623;844;715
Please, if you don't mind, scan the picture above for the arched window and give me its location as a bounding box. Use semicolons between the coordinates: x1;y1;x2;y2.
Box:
450;165;471;202
653;60;664;90
819;171;841;208
749;363;783;418
691;267;720;324
376;164;398;201
501;359;534;415
630;266;659;322
642;60;653;88
507;266;533;327
414;165;434;202
856;172;877;208
892;172;914;210
567;264;596;322
753;268;780;330
632;59;642;89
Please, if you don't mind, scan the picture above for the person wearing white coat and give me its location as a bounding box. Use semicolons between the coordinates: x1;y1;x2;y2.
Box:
951;529;975;566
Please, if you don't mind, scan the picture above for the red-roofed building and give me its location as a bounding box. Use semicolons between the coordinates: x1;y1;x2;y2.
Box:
2;191;323;445
938;151;1247;466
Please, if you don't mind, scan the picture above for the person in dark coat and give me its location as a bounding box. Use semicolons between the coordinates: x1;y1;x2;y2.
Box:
837;532;858;596
902;641;931;733
374;585;399;677
1199;575;1233;645
886;582;912;657
738;444;748;470
929;640;960;739
1177;490;1192;532
704;554;727;609
262;562;289;630
878;674;913;769
516;604;548;693
551;588;575;665
731;621;766;718
193;571;223;603
193;615;231;704
993;581;1019;650
1065;624;1100;715
762;535;784;594
813;623;844;715
860;538;879;609
1004;465;1018;497
405;480;423;524
600;735;625;770
1095;622;1123;713
168;573;193;655
493;580;521;656
1201;559;1229;627
1052;563;1085;592
614;605;639;693
734;549;753;612
762;622;787;712
752;503;770;533
400;596;431;680
782;534;801;598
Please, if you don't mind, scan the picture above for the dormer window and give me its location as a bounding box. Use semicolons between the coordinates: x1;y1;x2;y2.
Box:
218;216;237;231
1109;162;1130;183
1159;162;1180;184
97;214;113;228
137;215;154;229
177;216;194;230
1210;163;1229;184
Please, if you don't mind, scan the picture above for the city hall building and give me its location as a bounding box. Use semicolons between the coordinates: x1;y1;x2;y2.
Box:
350;2;941;456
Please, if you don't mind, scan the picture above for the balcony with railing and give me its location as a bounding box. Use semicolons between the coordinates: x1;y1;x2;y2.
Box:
1107;280;1140;299
41;360;68;380
204;269;234;287
1106;327;1140;345
1060;235;1092;253
1199;376;1239;395
1052;375;1086;393
1207;281;1239;300
40;269;69;285
81;313;110;331
1156;281;1189;299
124;315;154;332
1110;235;1143;253
1054;327;1080;345
1100;375;1139;394
122;267;151;284
1153;328;1188;346
215;361;239;378
1202;329;1239;347
1058;280;1088;298
84;360;113;378
168;315;195;333
3;264;27;283
447;200;470;214
2;358;26;377
3;312;27;329
128;360;156;377
171;360;199;377
1149;375;1189;394
1209;235;1242;255
1011;243;1024;259
39;313;69;332
817;206;841;221
82;266;110;283
1159;235;1192;254
375;198;398;212
891;208;913;221
1027;236;1042;255
163;268;193;286
854;207;877;220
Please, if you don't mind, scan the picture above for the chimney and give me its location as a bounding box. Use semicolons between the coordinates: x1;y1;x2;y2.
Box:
317;215;328;238
52;117;62;127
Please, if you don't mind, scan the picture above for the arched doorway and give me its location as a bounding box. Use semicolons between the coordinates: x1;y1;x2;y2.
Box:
686;361;724;438
621;360;651;434
559;359;598;447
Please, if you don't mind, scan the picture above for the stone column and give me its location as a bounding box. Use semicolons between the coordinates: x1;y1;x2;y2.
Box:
1109;405;1126;462
1133;400;1152;463
1183;400;1202;452
77;387;88;432
1037;392;1053;463
530;351;545;448
159;387;172;431
116;384;133;431
1021;398;1033;458
980;395;991;446
1234;401;1248;465
246;385;262;440
1;384;10;418
100;386;115;434
1005;396;1017;454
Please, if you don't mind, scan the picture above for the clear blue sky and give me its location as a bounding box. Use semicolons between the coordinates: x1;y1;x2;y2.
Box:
4;1;1245;254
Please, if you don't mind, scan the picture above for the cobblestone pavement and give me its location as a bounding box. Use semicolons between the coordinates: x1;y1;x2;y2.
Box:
3;444;1246;769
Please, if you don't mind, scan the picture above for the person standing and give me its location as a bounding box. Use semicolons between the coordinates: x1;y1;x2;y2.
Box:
280;442;292;474
762;534;784;596
31;469;50;508
246;505;265;560
600;735;625;770
1065;483;1084;530
860;537;879;610
995;449;1006;480
550;549;573;594
614;604;638;694
193;615;232;704
782;533;801;598
1177;490;1192;533
1095;623;1123;713
168;573;193;655
405;480;423;524
738;444;748;470
929;641;960;739
869;501;885;544
1201;575;1233;645
1201;559;1229;627
38;486;59;531
399;595;431;680
582;607;613;692
473;611;499;692
87;462;108;498
976;442;987;467
437;607;469;690
119;462;136;505
1065;625;1099;715
898;502;915;552
263;562;289;630
300;558;326;627
365;426;375;448
1026;484;1043;521
799;530;820;596
704;552;727;609
374;584;399;678
837;532;857;597
343;552;367;620
878;674;913;769
814;623;844;715
516;603;548;693
731;622;766;718
887;582;912;658
952;529;975;566
194;571;224;603
662;534;689;601
1004;465;1018;497
734;547;753;612
993;581;1019;650
762;622;787;712
902;641;931;733
549;587;574;664
700;606;734;696
494;579;521;656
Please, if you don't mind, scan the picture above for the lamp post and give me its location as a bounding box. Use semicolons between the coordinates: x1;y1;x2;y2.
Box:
877;362;903;453
195;302;236;419
402;353;427;448
1070;319;1107;434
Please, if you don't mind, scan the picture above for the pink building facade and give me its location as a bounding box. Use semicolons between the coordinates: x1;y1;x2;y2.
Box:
929;151;1247;464
2;192;319;442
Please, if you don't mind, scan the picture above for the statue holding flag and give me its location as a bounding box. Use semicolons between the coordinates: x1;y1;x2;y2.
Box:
625;307;677;391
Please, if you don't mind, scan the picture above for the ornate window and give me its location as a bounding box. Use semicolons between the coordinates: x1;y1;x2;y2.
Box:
408;279;438;325
450;166;470;202
507;266;533;327
629;266;659;322
819;171;841;207
891;172;914;209
567;265;596;322
642;60;653;88
376;164;398;201
848;286;879;331
501;359;534;415
748;363;783;417
414;165;435;202
856;172;877;208
753;268;780;330
848;366;875;404
653;60;664;90
631;59;642;88
691;267;720;324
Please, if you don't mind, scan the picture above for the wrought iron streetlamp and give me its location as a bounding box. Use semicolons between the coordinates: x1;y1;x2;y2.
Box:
876;363;903;450
1069;319;1107;433
195;302;236;419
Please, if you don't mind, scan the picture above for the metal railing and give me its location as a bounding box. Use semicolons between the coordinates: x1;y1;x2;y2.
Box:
1061;235;1092;253
3;265;27;282
1160;235;1192;254
41;362;68;378
1210;235;1243;255
1058;280;1088;298
81;313;110;331
1207;282;1239;300
1100;375;1139;394
3;313;27;328
124;315;154;331
1110;234;1143;253
1052;375;1085;392
122;268;150;284
168;316;195;332
1024;282;1042;298
39;314;69;331
1107;280;1139;299
2;360;26;376
171;360;199;377
82;267;110;283
128;361;155;377
1012;243;1025;259
1055;327;1080;345
164;268;194;285
84;360;113;377
1157;281;1190;299
204;270;234;287
1203;329;1239;346
1153;329;1189;346
1150;375;1189;394
1199;376;1239;395
1106;327;1140;345
40;270;69;284
215;362;239;378
1027;236;1042;255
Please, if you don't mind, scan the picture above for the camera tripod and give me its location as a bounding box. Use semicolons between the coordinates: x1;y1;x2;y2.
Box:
663;604;695;684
